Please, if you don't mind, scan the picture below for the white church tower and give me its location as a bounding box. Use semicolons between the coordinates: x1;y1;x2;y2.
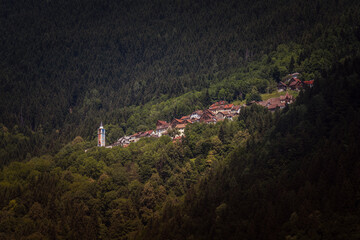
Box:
97;122;105;147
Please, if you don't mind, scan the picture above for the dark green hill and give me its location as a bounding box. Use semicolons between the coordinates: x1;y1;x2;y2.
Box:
1;0;360;238
0;56;359;240
136;54;360;240
1;0;359;146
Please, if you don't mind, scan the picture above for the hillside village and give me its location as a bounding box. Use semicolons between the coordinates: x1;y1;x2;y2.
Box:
106;73;313;148
278;72;314;90
110;101;241;148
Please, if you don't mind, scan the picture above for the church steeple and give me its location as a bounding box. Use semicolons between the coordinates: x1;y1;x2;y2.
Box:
98;122;105;147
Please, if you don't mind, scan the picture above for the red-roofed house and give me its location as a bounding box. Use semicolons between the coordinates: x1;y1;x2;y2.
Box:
224;113;235;120
180;115;191;120
267;103;285;111
303;80;314;88
210;100;228;108
130;132;142;142
231;105;241;114
190;110;203;119
257;92;294;111
289;78;302;90
175;123;187;136
156;120;170;137
209;105;224;114
200;110;217;124
223;104;234;113
171;118;186;128
258;98;284;111
139;130;154;138
280;92;294;104
209;100;228;114
215;112;225;121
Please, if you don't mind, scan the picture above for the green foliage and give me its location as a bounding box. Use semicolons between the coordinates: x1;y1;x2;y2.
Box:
2;0;360;158
1;57;360;239
0;109;249;239
104;124;125;145
137;56;360;240
0;0;360;239
245;87;262;104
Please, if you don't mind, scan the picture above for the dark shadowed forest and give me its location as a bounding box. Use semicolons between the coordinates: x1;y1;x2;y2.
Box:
1;0;360;239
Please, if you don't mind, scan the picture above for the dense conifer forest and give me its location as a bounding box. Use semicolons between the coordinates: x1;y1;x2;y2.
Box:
1;0;360;239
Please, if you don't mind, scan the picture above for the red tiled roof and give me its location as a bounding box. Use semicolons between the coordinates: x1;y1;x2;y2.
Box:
215;112;225;121
156;120;169;130
280;92;291;100
210;100;228;108
204;119;216;123
175;124;187;129
139;132;148;137
181;115;191;120
268;103;286;110
132;132;143;138
207;110;215;116
232;105;241;110
200;112;215;120
282;92;293;100
172;118;184;123
188;118;198;123
289;79;301;86
157;120;169;126
171;118;186;128
258;97;282;107
303;80;314;85
209;106;223;110
224;104;234;109
142;130;154;135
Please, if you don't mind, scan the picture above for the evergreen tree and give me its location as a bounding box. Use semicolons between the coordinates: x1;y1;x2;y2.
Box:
289;56;295;73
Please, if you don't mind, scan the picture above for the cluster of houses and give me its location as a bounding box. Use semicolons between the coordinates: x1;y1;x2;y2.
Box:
111;92;298;148
278;73;314;91
111;101;241;147
108;73;309;148
257;92;294;111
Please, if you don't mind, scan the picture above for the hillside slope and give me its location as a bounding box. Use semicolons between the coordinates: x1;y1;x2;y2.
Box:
1;0;359;143
1;56;359;240
137;57;360;240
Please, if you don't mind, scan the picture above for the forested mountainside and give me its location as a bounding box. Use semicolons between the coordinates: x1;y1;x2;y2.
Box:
137;57;360;240
0;56;359;240
1;0;360;239
1;0;360;157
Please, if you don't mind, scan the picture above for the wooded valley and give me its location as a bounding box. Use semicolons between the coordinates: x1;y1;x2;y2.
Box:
1;0;360;239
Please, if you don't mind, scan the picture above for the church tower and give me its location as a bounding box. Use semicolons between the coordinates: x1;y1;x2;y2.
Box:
98;122;105;147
